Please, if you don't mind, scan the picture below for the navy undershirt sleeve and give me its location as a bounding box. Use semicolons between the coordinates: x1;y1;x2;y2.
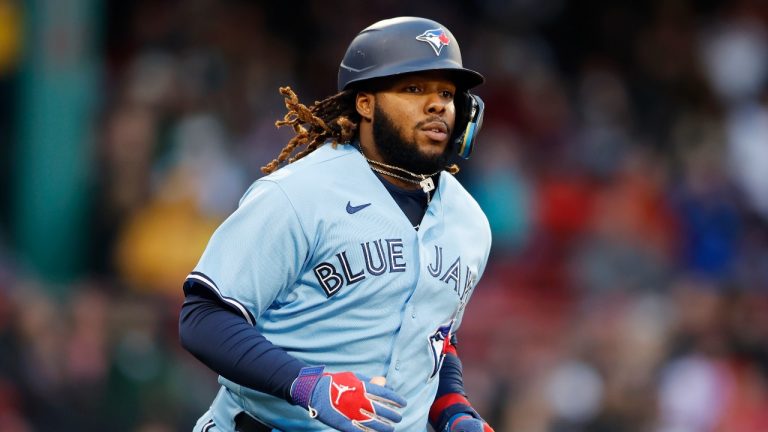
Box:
431;335;481;430
436;334;468;397
178;282;307;403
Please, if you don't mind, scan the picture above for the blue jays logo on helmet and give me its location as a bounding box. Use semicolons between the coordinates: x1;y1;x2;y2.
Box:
416;28;451;56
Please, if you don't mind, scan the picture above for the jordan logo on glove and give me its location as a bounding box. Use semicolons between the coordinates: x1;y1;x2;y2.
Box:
327;373;373;421
331;382;357;405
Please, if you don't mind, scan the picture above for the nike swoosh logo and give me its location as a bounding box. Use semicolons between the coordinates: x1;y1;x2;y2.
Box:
346;201;371;214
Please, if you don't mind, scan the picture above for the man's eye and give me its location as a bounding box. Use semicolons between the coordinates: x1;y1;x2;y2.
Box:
441;90;454;99
405;85;421;93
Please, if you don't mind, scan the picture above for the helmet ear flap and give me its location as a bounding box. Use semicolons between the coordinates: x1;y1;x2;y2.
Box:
454;93;484;159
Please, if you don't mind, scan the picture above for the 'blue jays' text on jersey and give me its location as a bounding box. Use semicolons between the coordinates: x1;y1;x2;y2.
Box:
188;143;492;431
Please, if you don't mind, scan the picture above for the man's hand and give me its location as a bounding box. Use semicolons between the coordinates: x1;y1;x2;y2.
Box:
446;414;494;432
291;366;406;432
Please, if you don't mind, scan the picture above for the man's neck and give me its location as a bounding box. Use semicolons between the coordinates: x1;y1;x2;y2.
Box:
357;137;422;190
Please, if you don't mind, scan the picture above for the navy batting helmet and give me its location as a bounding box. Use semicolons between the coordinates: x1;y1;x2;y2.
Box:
337;17;484;92
338;17;485;159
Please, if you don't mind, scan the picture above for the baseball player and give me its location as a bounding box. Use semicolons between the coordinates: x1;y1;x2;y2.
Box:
179;17;494;432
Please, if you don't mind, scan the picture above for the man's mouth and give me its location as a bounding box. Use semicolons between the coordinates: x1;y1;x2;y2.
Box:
420;121;449;142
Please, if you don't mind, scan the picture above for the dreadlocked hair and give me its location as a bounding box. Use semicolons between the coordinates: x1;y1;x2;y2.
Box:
261;86;359;174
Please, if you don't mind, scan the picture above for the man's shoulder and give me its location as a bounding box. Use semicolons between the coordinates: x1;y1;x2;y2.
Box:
262;143;357;185
441;174;483;212
441;173;491;230
240;143;361;205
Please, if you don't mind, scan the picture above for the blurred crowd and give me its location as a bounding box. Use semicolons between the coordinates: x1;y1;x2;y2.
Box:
1;0;768;431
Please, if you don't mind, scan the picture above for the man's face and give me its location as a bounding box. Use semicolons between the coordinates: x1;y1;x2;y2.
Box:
370;71;458;174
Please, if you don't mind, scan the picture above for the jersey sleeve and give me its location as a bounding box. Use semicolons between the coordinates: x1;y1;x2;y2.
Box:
184;179;310;323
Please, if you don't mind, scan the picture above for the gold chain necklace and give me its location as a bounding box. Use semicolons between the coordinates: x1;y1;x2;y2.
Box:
363;157;440;194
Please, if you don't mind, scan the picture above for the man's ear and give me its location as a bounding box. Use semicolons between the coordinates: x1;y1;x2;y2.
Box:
356;92;374;121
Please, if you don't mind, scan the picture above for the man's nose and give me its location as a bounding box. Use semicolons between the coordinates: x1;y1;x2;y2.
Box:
425;94;447;114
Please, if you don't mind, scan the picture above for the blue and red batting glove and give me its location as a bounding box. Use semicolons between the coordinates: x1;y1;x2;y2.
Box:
445;413;494;432
290;365;407;432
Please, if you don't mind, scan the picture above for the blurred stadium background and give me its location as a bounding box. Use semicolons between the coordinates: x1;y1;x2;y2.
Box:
1;0;768;431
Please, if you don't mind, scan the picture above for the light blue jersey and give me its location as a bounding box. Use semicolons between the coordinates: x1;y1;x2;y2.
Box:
189;143;491;431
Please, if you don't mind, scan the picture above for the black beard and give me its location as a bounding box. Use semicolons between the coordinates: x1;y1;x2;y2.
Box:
372;104;452;174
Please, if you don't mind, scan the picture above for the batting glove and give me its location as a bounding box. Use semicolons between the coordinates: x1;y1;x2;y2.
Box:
290;365;407;432
445;414;494;432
